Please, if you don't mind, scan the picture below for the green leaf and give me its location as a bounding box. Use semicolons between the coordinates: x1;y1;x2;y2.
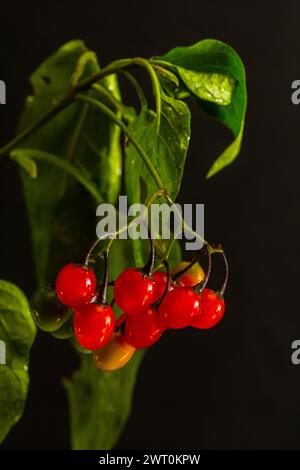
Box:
124;97;190;265
157;39;247;177
0;280;36;443
16;40;122;285
125;98;190;204
65;350;144;450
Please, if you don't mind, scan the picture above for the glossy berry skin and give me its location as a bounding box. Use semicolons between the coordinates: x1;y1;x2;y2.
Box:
56;262;96;308
93;333;135;371
152;271;173;303
51;315;73;339
172;261;205;287
124;307;163;349
73;303;115;351
30;286;71;332
191;288;225;329
159;286;201;329
114;268;155;315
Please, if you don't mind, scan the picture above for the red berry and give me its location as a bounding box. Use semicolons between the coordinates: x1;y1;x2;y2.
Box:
191;288;225;329
159;286;201;329
56;262;96;308
114;268;155;315
124;307;163;349
73;303;115;350
152;271;173;303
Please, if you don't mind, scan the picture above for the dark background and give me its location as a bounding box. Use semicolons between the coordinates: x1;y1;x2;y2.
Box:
0;0;299;450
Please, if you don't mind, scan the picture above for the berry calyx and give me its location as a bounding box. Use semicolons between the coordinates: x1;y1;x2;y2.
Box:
73;303;115;350
93;333;135;371
159;286;201;329
55;262;96;308
114;268;155;315
124;306;163;349
172;261;205;287
30;286;71;332
191;288;225;329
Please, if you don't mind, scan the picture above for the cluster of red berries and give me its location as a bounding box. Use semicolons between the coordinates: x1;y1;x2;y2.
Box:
30;238;228;371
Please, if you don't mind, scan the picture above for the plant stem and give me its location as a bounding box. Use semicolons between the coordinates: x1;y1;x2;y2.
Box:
164;193;208;248
0;95;73;158
0;52;210;256
92;83;133;122
76;58;161;131
76;94;165;190
76;94;210;254
0;57;160;159
120;70;147;109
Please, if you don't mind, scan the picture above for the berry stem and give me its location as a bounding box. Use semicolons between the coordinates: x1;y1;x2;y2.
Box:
142;227;155;276
83;238;102;267
161;259;170;302
193;245;211;293
219;251;229;296
99;251;109;305
152;259;170;308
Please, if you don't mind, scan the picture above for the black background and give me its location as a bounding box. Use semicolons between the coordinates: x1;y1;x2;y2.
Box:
0;0;300;450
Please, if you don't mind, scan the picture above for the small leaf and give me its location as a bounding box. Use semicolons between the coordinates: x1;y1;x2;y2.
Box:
0;280;36;443
157;39;247;177
10;151;37;178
